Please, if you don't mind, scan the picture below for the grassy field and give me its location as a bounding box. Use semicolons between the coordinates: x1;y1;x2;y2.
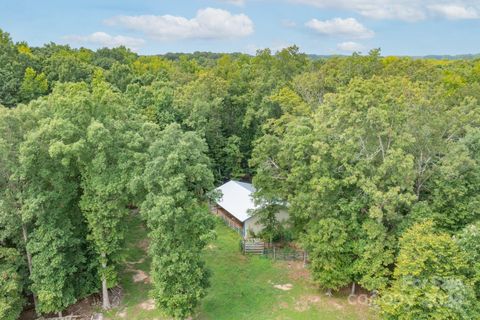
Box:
105;213;375;320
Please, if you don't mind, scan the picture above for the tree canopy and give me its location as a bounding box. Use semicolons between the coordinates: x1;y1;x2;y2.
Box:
1;27;480;319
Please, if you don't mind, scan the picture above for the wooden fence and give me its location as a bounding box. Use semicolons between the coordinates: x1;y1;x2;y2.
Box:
263;247;308;265
242;239;265;254
241;239;308;265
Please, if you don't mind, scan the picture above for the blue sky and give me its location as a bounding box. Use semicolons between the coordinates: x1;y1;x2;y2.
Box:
1;0;480;56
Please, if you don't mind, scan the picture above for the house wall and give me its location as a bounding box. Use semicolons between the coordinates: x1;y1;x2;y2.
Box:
212;205;244;230
244;209;289;238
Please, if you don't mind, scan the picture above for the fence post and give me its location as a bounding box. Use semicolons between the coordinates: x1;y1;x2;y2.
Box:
273;246;276;260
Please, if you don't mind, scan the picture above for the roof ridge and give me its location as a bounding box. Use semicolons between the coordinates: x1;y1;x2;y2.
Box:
233;180;254;191
215;180;256;222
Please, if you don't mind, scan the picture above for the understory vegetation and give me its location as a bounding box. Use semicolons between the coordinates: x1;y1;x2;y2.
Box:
1;27;480;319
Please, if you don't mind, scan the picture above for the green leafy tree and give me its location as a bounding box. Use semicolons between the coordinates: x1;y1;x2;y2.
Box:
125;80;177;127
456;222;480;298
17;112;97;316
43;49;94;83
19;67;48;102
0;29;34;107
353;220;394;291
76;80;147;309
254;204;282;242
221;135;244;179
106;62;133;92
251;75;480;295
411;128;480;231
303;218;353;294
141;124;215;319
378;221;480;319
0;247;24;320
0;105;40;314
4;27;480;318
21;80;147;311
79;119;131;310
93;46;137;70
173;71;230;180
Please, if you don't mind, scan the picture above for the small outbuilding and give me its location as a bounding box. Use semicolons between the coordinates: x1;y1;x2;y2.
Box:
211;180;288;238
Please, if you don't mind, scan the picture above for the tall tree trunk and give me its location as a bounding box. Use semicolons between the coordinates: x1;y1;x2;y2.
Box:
101;252;111;310
351;282;356;295
102;276;110;310
22;224;38;316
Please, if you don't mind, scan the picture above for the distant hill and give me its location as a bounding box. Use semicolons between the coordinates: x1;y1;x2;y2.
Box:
157;51;480;62
415;54;480;60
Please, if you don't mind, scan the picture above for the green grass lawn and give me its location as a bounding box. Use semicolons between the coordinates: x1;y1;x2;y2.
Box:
105;213;376;320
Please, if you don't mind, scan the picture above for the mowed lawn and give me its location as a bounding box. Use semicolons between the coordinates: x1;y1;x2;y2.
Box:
105;213;376;320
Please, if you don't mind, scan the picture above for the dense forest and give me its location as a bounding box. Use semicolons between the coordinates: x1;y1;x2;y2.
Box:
1;27;480;319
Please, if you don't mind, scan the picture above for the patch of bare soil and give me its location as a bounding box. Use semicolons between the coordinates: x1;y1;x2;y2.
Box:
117;309;128;318
327;300;344;310
274;283;293;291
137;239;149;252
132;269;150;283
338;284;371;297
294;295;322;312
126;257;145;265
284;261;310;281
20;294;100;320
66;295;97;318
139;298;156;310
19;308;35;320
90;287;123;309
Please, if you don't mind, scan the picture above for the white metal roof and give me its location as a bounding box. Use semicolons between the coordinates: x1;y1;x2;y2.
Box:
215;180;257;222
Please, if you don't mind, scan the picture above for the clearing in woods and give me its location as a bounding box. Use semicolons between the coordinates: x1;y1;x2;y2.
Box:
104;213;376;319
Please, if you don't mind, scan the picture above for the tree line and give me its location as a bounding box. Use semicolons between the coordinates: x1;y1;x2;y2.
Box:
1;28;480;319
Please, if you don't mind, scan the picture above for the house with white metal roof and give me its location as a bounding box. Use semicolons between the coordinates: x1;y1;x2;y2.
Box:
212;180;289;238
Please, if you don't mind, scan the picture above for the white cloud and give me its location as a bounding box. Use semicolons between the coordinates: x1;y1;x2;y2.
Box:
337;41;365;52
290;0;480;21
305;18;374;39
429;4;479;19
63;32;145;49
293;0;426;21
105;8;254;40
